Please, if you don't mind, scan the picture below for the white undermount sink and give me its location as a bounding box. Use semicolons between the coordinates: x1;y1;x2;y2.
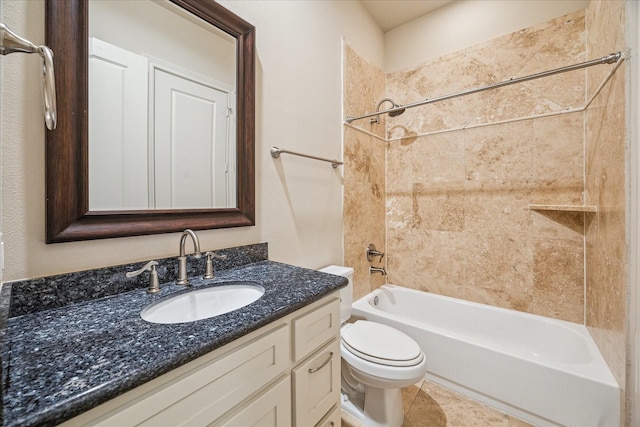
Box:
141;282;265;324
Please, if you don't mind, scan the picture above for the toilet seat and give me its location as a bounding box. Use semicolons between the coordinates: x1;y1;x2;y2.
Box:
341;321;424;367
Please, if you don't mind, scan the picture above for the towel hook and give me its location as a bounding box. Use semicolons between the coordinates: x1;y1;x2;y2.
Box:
1;22;57;130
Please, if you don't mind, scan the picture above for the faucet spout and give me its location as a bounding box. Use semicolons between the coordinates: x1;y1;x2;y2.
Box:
177;229;202;285
179;229;202;258
370;266;387;276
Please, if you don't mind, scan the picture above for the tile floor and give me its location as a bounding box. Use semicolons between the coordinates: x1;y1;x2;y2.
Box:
341;379;536;427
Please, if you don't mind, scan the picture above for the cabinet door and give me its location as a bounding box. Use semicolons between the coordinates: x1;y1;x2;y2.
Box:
143;325;289;426
293;339;341;427
316;405;341;427
214;376;291;427
84;324;289;426
293;298;340;361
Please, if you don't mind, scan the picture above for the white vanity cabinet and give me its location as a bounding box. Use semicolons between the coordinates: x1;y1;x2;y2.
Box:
61;293;341;427
291;299;341;427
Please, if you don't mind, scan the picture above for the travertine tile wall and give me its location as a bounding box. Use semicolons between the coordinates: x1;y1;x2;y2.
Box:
343;45;387;300
344;2;624;334
384;10;587;323
343;2;628;422
584;0;627;418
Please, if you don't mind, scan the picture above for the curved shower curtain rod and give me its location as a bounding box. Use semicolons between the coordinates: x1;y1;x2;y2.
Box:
345;51;625;124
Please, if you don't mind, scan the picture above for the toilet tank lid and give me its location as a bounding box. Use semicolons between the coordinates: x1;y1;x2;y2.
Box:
318;265;354;277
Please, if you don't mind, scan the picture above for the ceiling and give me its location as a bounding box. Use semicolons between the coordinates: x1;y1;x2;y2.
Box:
361;0;457;32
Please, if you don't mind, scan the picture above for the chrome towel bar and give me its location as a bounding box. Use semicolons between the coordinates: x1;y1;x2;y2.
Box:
1;22;57;130
271;147;343;168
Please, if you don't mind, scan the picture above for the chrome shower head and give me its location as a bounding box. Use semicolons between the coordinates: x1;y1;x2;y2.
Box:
370;98;405;123
388;107;406;117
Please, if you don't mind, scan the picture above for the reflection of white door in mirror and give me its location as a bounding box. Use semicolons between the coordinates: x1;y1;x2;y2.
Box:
88;40;236;211
88;0;238;212
89;38;149;211
152;66;235;209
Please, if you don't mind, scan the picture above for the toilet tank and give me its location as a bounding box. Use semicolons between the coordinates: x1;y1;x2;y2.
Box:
318;265;353;323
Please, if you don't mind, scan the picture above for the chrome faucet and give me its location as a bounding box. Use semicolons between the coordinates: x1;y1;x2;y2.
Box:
370;266;387;276
177;229;202;285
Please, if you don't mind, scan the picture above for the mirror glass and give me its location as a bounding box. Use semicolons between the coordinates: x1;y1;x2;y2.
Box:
89;0;237;210
45;0;255;243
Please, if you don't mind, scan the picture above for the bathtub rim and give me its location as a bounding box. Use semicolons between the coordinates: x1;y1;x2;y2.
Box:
351;284;619;389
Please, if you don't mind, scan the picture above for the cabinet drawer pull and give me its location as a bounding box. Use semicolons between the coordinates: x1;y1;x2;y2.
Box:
308;352;333;374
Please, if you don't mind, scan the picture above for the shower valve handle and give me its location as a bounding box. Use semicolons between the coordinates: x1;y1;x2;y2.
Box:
366;244;385;262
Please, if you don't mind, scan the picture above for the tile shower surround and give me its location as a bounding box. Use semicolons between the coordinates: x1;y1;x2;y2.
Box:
346;8;615;322
584;0;627;415
384;9;589;323
344;1;627;423
0;243;347;426
343;45;387;301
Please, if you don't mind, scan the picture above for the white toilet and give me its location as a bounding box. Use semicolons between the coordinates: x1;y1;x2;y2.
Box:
319;265;427;427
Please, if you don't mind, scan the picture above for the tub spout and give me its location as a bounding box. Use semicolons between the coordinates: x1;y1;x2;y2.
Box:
370;266;387;276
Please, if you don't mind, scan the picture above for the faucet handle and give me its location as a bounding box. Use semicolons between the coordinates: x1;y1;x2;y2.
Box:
126;261;160;293
366;243;385;262
203;251;227;279
207;251;228;260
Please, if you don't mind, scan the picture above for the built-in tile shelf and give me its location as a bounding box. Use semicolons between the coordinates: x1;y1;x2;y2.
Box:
528;204;598;213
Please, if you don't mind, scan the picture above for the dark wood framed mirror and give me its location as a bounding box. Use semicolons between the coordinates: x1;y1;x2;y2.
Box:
45;0;255;243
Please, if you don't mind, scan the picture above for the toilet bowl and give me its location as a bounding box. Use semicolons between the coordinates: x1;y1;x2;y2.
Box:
319;265;427;427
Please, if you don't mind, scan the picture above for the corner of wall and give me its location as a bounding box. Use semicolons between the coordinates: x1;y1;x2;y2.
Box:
625;0;640;424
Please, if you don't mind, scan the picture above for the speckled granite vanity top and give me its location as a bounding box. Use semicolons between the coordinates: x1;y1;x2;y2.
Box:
0;243;346;426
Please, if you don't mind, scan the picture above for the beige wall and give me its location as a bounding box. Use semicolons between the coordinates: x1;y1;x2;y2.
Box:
584;0;627;421
384;0;589;73
0;0;383;281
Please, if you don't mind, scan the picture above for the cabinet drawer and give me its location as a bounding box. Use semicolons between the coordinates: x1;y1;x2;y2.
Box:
293;298;340;361
293;339;341;427
92;324;290;426
213;376;291;427
315;405;341;427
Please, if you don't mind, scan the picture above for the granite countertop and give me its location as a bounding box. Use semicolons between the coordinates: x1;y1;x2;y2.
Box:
1;259;347;426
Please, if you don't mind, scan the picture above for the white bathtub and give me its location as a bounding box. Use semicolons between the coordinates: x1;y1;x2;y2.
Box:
351;285;620;427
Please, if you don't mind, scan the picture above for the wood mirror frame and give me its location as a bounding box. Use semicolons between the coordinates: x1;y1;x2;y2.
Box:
45;0;255;243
